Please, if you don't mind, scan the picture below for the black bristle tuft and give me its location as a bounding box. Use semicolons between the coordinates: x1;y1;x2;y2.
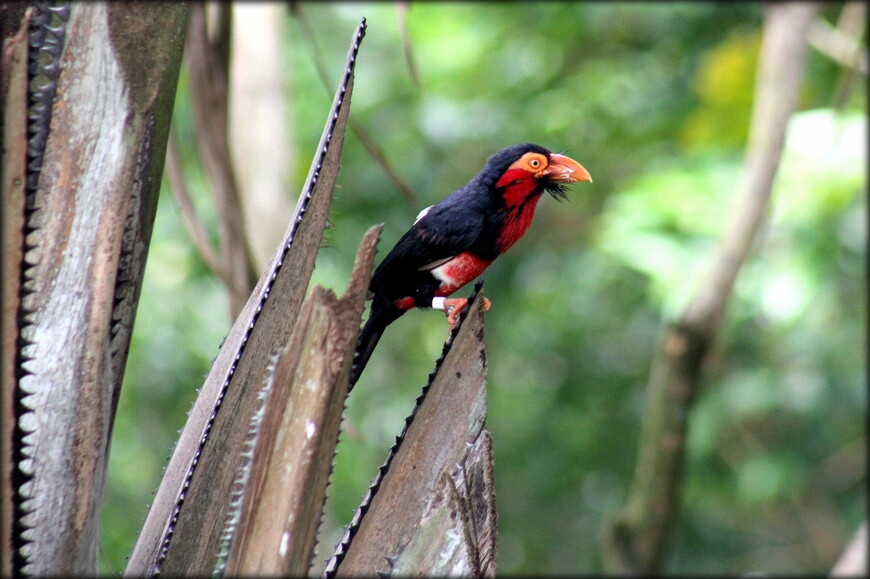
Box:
545;181;570;201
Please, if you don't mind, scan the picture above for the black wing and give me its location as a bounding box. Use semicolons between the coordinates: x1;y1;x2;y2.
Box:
370;200;485;292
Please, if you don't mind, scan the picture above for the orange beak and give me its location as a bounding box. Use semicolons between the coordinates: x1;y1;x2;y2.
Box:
540;153;592;184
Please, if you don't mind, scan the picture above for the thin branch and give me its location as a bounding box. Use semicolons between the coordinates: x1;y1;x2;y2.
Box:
185;2;258;318
164;130;226;283
682;2;821;333
807;7;867;75
290;3;419;205
394;2;421;87
831;2;867;110
601;3;821;574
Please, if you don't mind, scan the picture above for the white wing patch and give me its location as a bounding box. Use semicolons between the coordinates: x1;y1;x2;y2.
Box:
417;256;453;271
414;204;433;224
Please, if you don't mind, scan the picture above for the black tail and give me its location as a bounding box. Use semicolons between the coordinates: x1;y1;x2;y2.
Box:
349;300;405;391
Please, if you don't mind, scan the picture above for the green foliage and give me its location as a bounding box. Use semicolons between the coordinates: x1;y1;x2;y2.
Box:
682;27;761;148
102;2;865;575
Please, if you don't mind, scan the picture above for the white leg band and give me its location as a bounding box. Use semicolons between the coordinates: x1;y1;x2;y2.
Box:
431;296;446;311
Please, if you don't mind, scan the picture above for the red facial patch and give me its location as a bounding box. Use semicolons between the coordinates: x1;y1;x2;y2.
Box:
495;167;545;252
496;169;541;208
433;252;493;296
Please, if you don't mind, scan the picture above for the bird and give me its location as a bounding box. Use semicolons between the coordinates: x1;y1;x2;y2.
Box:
349;143;592;389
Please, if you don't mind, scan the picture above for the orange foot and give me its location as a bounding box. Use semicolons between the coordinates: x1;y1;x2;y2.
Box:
444;297;492;329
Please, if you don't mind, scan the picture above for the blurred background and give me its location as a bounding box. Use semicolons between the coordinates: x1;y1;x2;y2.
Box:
100;2;865;575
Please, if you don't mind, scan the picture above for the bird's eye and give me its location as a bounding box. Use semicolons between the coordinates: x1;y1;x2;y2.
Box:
521;153;548;172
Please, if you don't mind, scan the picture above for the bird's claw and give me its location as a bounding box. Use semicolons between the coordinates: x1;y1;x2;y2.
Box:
444;297;492;330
